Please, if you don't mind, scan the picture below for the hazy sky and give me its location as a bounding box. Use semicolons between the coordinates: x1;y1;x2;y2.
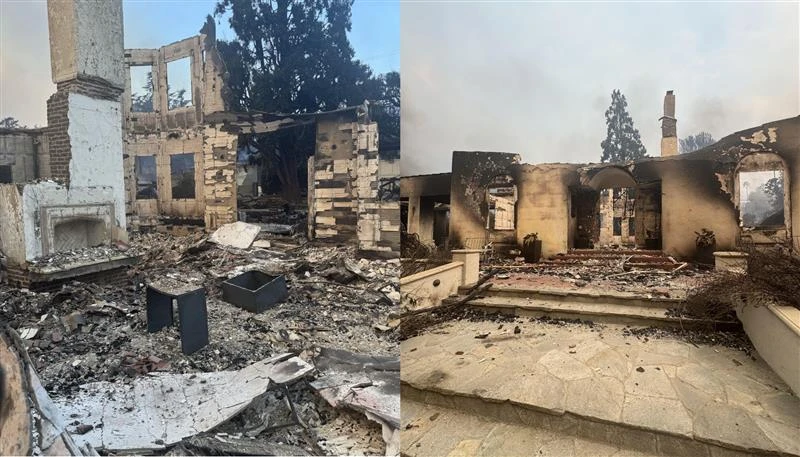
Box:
0;0;399;127
401;2;799;175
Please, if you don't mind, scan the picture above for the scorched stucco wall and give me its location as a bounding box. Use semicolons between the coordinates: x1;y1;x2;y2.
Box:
515;164;581;258
653;161;739;259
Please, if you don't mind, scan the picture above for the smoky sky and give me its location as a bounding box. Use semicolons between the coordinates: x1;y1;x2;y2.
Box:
401;2;799;175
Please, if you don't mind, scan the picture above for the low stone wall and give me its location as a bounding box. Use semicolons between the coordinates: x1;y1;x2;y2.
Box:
400;261;464;310
737;301;800;395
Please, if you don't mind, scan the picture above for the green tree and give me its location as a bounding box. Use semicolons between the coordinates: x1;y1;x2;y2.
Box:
372;71;400;158
0;117;23;129
131;72;190;112
600;90;647;164
214;0;396;200
680;131;715;154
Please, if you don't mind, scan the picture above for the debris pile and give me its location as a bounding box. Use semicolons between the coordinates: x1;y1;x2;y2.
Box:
483;258;705;299
0;225;400;455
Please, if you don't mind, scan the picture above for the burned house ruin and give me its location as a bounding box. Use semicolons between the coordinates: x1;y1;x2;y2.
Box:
0;3;400;290
402;92;798;261
0;1;401;455
121;18;400;256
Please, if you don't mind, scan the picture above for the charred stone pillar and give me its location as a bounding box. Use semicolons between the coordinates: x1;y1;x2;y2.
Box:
659;90;677;157
46;0;125;186
45;0;127;238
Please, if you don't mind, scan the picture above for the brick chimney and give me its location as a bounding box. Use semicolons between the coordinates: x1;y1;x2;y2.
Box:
659;90;677;156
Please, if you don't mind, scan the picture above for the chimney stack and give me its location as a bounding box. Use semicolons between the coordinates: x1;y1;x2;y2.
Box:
659;90;677;156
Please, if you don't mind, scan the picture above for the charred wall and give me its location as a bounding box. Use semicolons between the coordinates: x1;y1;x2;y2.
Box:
631;116;799;258
401;173;451;243
122;21;232;231
310;114;400;255
449;151;520;248
634;158;740;258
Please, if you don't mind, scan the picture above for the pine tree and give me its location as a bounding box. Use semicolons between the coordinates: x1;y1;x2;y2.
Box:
600;90;647;163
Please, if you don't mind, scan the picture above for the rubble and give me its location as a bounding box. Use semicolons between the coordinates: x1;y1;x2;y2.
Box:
26;245;131;270
0;231;400;455
172;433;311;456
0;326;84;456
208;221;262;249
311;348;400;456
483;257;707;299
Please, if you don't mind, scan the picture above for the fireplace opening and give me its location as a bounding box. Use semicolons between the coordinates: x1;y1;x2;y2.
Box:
53;218;109;253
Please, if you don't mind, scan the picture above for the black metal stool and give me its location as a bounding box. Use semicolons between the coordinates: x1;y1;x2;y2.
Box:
146;284;209;355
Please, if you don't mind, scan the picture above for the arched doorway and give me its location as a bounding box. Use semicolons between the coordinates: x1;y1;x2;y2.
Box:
572;166;661;249
734;152;791;245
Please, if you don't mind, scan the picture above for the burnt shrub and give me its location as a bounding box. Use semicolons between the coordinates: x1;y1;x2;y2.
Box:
684;246;800;320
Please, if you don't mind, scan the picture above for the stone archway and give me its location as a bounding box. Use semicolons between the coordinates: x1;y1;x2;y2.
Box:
734;152;791;245
572;166;660;249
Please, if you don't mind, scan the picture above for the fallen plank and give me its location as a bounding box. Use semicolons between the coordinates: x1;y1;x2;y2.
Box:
54;354;314;453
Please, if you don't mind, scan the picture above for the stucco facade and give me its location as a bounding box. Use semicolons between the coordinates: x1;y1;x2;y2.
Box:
402;116;799;261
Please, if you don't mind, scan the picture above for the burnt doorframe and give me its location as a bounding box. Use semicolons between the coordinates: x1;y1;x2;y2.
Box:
570;181;662;250
634;181;662;249
571;186;599;249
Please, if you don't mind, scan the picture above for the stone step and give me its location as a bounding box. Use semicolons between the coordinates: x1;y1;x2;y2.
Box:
459;295;735;329
402;385;765;457
545;259;679;271
401;399;663;457
568;249;665;256
457;285;684;309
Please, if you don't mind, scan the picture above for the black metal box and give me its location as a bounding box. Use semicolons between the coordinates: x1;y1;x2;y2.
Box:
222;271;288;313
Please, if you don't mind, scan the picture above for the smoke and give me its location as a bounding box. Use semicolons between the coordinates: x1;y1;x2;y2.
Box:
401;2;799;174
0;2;52;127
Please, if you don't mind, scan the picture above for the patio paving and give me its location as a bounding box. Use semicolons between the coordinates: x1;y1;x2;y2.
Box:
401;318;800;456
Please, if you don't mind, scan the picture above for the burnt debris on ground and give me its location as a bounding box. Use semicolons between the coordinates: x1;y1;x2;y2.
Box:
0;227;400;456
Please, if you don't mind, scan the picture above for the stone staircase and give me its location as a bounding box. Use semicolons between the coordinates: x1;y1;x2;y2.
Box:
401;250;794;457
448;285;737;330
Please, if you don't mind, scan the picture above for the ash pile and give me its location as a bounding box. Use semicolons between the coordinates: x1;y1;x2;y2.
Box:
0;222;400;456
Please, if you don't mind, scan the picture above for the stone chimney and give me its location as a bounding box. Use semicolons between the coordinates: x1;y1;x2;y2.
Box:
659;90;677;157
